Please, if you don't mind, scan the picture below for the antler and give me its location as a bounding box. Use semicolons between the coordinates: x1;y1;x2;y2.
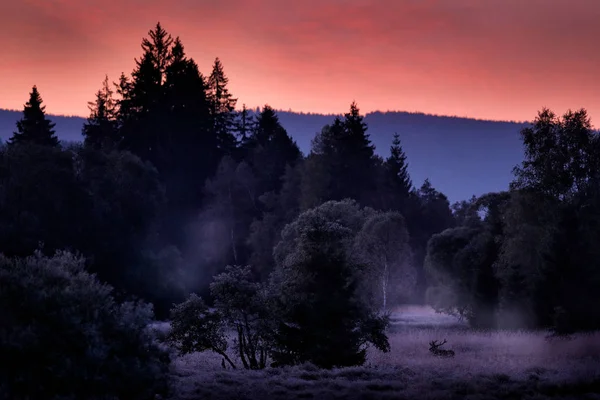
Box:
430;339;448;349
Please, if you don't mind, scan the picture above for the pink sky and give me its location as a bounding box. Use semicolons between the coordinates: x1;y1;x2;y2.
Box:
0;0;599;122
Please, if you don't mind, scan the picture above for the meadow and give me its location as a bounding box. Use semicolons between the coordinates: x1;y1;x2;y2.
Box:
156;306;600;400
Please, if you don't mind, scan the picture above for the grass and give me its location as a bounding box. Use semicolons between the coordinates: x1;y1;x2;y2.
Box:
156;305;600;400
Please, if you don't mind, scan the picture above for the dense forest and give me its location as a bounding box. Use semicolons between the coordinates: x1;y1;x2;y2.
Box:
1;23;600;399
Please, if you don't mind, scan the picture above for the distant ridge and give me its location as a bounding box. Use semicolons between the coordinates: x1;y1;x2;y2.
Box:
0;107;529;203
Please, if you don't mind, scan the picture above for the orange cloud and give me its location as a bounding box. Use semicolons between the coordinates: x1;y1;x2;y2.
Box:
0;0;599;123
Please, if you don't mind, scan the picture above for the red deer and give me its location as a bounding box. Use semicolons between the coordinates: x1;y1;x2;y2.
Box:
429;339;455;357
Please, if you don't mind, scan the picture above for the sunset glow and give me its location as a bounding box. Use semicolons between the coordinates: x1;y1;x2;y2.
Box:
1;0;599;122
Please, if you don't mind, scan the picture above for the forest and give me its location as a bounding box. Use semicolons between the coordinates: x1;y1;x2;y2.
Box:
1;23;600;400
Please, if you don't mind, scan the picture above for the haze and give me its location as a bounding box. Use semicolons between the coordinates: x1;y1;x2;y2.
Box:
1;0;599;121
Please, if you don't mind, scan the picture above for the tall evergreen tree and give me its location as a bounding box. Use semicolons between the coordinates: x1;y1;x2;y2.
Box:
119;22;173;164
247;105;301;195
9;86;59;147
162;37;216;215
235;103;255;148
385;133;412;200
300;102;378;209
83;75;119;149
208;57;238;154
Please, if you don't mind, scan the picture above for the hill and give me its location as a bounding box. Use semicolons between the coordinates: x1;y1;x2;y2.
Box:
0;108;528;203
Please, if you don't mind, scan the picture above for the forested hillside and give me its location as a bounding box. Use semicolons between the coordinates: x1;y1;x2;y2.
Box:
0;108;528;204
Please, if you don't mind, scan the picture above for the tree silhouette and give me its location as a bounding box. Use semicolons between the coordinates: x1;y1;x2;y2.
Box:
235;103;255;148
300;102;377;209
208;57;238;154
385;132;412;201
9;86;59;147
83;75;119;149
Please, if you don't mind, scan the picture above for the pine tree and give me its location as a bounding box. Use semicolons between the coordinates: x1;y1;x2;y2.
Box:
140;22;173;81
300;102;378;209
247;105;301;195
382;132;412;210
340;101;377;205
83;75;119;149
163;36;217;213
120;22;173;163
114;72;133;131
9;86;59;147
208;57;238;154
234;103;255;146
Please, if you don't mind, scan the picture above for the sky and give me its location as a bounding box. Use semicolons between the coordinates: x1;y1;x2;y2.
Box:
1;0;599;123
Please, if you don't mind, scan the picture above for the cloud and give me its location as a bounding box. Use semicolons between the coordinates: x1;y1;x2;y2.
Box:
0;0;599;120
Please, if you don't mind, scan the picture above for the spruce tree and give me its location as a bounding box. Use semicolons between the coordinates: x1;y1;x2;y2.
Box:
300;102;378;209
163;36;216;214
9;86;59;147
339;101;377;206
83;75;119;149
120;22;173;163
381;132;412;210
208;57;238;154
247;105;301;195
235;103;255;147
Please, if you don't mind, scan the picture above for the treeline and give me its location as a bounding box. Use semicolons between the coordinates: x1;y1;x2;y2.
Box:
0;23;455;318
427;108;600;333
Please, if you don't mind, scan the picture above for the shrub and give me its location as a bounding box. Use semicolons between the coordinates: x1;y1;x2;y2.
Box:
211;265;274;369
0;251;171;400
167;293;236;369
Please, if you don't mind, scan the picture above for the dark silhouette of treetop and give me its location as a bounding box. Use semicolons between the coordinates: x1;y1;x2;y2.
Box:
208;57;238;154
83;75;119;149
9;85;59;147
386;132;413;198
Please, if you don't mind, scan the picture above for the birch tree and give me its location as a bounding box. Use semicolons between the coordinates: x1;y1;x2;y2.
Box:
355;211;413;310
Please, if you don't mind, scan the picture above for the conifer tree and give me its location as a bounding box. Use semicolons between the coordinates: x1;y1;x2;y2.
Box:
163;37;216;214
247;105;301;195
381;132;413;210
83;75;119;149
208;57;238;154
386;133;412;195
120;22;173;163
300;102;377;209
9;86;59;147
235;103;255;146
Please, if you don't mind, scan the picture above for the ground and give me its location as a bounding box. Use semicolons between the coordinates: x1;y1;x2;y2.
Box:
155;305;600;400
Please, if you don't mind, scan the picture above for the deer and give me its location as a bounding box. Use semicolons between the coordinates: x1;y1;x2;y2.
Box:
429;339;455;358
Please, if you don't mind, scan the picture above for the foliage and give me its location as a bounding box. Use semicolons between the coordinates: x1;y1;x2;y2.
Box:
300;103;378;210
247;163;303;279
269;200;390;369
83;75;119;150
380;132;413;210
208;57;238;154
354;211;414;310
211;265;274;369
169;265;276;371
167;293;236;369
9;85;59;147
0;251;171;400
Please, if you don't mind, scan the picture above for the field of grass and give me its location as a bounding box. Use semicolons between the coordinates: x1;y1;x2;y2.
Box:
157;305;600;400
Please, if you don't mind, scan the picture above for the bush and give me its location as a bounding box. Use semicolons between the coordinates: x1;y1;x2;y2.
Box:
0;251;171;400
168;293;237;369
211;265;274;369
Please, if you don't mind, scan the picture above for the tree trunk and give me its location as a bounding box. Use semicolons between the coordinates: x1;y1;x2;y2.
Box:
228;182;238;263
215;349;237;369
237;325;249;369
383;258;389;311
